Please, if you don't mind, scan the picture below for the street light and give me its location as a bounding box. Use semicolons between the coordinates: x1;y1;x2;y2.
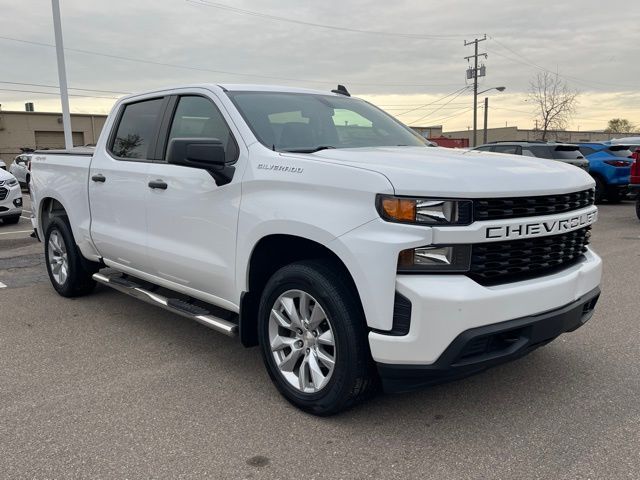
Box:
478;87;506;145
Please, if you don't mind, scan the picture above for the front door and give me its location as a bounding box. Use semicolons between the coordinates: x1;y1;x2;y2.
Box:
144;94;243;308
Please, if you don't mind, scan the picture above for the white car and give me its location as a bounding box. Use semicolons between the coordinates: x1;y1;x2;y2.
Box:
30;83;602;414
9;154;31;185
0;169;23;224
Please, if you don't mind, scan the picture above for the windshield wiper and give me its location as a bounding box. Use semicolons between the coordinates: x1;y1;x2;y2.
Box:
282;146;336;153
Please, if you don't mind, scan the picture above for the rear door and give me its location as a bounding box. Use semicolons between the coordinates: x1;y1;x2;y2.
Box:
144;93;243;307
89;96;166;272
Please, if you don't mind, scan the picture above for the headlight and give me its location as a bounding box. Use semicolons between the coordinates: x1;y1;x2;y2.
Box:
398;245;471;272
7;178;18;187
377;195;472;225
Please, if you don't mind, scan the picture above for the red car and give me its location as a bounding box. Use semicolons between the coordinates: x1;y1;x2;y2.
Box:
631;148;640;219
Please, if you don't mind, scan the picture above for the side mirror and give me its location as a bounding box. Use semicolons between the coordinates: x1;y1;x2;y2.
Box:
167;138;226;167
167;138;234;186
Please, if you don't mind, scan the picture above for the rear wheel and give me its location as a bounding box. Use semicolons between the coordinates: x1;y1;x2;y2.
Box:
44;217;99;297
2;215;20;224
606;187;621;203
258;260;377;415
636;197;640;220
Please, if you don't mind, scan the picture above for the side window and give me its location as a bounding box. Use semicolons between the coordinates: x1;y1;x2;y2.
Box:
493;145;520;154
579;146;595;156
522;148;536;157
475;146;492;152
110;98;164;160
166;96;237;163
529;146;551;158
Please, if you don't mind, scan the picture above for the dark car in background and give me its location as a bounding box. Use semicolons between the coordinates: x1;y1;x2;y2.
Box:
472;141;590;172
629;148;640;219
576;143;634;203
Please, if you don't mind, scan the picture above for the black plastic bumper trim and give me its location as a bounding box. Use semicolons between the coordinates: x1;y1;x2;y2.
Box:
377;286;600;393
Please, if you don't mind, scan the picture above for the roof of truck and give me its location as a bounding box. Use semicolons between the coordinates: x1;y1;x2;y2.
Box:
218;84;339;95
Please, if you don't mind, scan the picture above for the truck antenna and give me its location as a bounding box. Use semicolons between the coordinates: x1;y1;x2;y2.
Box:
331;85;350;97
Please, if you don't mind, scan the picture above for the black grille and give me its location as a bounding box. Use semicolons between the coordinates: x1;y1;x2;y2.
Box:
473;189;594;221
0;187;7;200
469;227;591;285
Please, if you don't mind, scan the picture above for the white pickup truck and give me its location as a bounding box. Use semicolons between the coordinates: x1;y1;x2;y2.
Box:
31;84;602;415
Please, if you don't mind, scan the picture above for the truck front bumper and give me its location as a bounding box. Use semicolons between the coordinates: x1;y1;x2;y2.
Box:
369;248;602;390
377;286;599;392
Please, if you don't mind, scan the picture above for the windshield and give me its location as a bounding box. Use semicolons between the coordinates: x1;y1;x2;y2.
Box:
227;92;426;152
551;145;584;160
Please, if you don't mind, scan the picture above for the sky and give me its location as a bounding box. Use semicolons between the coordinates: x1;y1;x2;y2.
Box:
0;0;639;133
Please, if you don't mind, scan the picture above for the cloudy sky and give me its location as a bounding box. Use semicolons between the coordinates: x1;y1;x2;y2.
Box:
0;0;638;132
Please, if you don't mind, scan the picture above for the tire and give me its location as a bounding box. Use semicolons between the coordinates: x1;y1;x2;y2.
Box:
636;198;640;221
593;176;605;204
258;260;377;415
606;187;621;203
44;217;98;297
2;215;20;225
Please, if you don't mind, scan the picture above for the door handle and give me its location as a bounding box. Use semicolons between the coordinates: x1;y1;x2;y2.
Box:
148;180;168;190
91;174;106;183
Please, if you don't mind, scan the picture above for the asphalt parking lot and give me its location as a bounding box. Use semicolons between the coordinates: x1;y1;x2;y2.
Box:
1;195;639;479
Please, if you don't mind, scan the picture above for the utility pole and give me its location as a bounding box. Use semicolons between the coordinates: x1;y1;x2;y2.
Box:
51;0;73;150
464;35;487;147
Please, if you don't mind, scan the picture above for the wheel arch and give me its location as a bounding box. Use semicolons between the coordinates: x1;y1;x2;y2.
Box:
239;233;365;347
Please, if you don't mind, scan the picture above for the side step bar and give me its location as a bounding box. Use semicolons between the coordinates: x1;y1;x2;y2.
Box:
93;273;238;337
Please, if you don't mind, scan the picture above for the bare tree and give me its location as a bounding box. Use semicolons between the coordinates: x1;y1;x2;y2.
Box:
604;118;637;134
528;72;578;140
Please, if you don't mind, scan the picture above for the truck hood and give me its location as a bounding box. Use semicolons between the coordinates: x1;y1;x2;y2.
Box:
304;146;595;197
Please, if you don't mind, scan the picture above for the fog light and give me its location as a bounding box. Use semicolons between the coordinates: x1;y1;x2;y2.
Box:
398;245;471;272
14;197;23;207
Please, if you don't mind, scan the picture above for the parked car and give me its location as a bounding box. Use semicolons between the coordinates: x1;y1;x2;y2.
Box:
0;169;23;224
472;141;590;171
630;148;640;219
576;143;634;203
30;83;601;415
9;154;31;186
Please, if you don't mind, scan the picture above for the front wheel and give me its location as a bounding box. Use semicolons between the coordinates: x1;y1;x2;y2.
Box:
258;260;377;415
636;198;640;220
593;176;605;204
44;217;98;297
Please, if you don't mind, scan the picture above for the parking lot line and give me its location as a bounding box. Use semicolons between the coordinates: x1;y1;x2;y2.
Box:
0;230;33;236
0;282;6;288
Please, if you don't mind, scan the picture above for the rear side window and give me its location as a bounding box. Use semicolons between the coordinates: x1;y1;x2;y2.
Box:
529;146;552;158
493;145;520;154
110;98;164;160
166;96;238;163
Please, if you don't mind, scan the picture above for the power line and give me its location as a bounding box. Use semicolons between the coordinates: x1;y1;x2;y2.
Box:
409;107;474;126
393;87;470;116
0;87;119;99
186;0;480;39
409;88;472;124
0;35;461;88
0;80;129;95
489;36;637;90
